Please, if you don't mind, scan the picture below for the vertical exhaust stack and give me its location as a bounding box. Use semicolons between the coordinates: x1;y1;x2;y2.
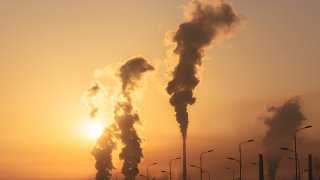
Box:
183;140;187;180
259;154;264;180
309;154;313;180
164;1;241;180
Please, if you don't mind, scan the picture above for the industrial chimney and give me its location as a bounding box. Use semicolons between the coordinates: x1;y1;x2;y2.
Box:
259;154;264;180
309;154;313;180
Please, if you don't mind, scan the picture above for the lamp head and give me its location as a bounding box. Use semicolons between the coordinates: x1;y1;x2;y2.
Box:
280;147;289;151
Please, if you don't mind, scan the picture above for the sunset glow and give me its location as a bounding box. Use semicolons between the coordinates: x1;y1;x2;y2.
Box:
86;121;104;140
1;1;320;180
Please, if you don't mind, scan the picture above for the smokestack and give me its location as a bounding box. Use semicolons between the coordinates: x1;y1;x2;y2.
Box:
259;154;264;180
262;96;306;180
183;140;187;180
165;1;241;179
309;154;313;180
115;57;154;180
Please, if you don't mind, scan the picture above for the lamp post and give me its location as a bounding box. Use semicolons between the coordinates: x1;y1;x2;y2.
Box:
239;139;254;180
190;165;210;180
294;125;312;180
281;147;300;180
288;156;301;180
169;157;181;180
200;150;214;180
225;167;235;180
147;163;158;180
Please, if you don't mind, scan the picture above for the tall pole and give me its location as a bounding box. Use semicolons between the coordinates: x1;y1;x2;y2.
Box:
239;145;242;180
259;154;264;180
294;125;312;180
309;154;313;180
239;139;254;180
183;140;187;180
200;154;202;180
169;157;181;180
147;163;157;180
200;150;213;180
294;133;298;180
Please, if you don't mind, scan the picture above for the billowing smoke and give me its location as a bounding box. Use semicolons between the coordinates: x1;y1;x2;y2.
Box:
262;96;306;180
165;1;241;179
91;125;117;180
115;57;154;179
84;57;153;180
166;0;241;141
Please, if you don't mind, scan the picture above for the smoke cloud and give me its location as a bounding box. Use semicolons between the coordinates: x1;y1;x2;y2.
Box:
83;80;116;180
262;96;306;180
115;57;154;179
166;0;241;140
91;125;117;180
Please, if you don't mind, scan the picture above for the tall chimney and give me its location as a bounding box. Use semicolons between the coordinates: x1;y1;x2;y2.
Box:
259;154;264;180
183;140;187;180
309;154;313;180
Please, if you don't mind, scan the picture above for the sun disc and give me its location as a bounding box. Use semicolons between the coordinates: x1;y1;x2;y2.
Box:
86;121;104;139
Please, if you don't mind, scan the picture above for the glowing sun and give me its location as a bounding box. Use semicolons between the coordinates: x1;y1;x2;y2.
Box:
86;121;104;139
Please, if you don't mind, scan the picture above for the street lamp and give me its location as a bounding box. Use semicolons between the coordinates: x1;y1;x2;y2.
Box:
225;167;235;180
169;157;181;180
227;157;240;163
294;125;312;180
147;163;158;180
239;139;254;180
200;150;214;180
190;165;210;180
288;156;301;180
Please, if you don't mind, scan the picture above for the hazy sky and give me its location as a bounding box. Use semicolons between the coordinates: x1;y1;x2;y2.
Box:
0;0;320;179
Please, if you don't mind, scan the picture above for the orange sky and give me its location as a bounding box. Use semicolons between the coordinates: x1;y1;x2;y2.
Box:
0;0;320;179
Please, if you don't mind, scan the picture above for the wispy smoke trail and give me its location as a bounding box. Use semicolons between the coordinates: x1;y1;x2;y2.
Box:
262;96;306;180
115;57;154;179
83;81;116;180
83;81;106;118
166;0;241;141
